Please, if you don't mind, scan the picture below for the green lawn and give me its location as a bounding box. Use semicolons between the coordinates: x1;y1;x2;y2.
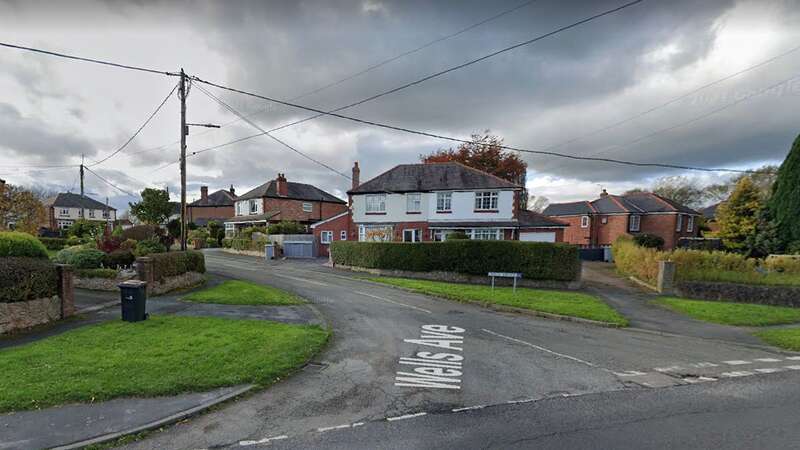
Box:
0;315;329;412
183;280;303;306
369;277;628;326
653;297;800;326
754;328;800;351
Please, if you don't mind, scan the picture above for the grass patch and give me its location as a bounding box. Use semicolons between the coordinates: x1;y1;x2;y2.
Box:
680;269;800;287
653;297;800;326
0;315;329;412
369;277;627;326
754;328;800;351
183;280;303;306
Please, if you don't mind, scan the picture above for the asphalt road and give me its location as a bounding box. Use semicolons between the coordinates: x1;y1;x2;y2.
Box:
126;250;800;450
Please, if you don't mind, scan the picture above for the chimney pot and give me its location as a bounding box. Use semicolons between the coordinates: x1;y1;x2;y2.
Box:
600;189;608;197
200;186;208;201
229;184;235;196
276;173;288;196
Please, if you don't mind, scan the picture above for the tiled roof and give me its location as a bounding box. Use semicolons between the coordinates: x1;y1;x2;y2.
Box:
46;192;115;211
237;180;345;204
701;202;723;219
542;201;594;216
544;192;699;216
517;210;568;228
349;162;521;194
189;189;237;207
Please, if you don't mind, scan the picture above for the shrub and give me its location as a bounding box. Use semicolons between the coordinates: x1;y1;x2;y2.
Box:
121;225;161;242
446;231;470;240
133;237;167;256
0;231;49;258
65;235;83;247
239;226;266;239
226;238;268;252
222;238;233;248
765;255;800;275
105;249;135;269
0;257;58;303
38;237;67;251
268;221;306;235
205;237;217;248
119;239;138;251
150;251;206;281
188;228;209;240
54;247;106;269
330;240;580;281
67;219;104;239
96;233;123;253
166;219;181;239
611;236;663;285
633;233;664;249
76;268;118;279
111;225;124;238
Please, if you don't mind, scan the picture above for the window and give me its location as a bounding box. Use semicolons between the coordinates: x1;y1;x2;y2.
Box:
402;229;420;242
629;215;641;232
57;220;72;229
581;216;590;228
102;210;109;219
687;215;694;232
249;199;259;214
340;230;347;240
303;202;312;213
474;191;499;211
436;192;452;212
320;231;333;244
59;208;69;216
676;214;683;231
88;210;95;218
406;193;421;213
471;228;502;240
365;194;386;213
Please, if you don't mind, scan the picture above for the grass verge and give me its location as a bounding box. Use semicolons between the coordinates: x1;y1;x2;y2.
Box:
0;315;329;412
653;297;800;326
369;277;627;326
754;328;800;351
183;280;303;306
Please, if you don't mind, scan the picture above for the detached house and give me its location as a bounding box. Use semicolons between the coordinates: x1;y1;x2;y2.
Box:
543;189;700;250
43;192;116;230
311;162;567;256
225;173;347;236
187;185;237;227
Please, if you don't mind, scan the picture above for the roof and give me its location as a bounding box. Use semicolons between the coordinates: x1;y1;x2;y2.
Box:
517;210;568;228
237;180;345;204
189;189;237;207
45;192;116;211
310;211;350;228
701;202;722;219
543;192;699;216
349;162;521;194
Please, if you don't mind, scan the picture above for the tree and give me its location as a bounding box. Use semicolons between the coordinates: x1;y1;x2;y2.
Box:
421;131;528;208
705;164;778;204
527;195;549;213
768;134;800;249
745;207;782;258
0;183;46;234
129;188;172;225
67;219;104;239
651;176;705;208
716;177;762;251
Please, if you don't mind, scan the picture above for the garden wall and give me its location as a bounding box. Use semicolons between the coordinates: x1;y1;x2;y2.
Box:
135;251;206;295
0;260;74;334
676;281;800;308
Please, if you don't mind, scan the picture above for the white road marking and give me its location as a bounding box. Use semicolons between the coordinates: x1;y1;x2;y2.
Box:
785;356;800;361
688;362;719;368
354;290;432;314
754;358;782;363
481;329;602;369
614;370;648;377
505;398;536;405
317;424;353;433
785;365;800;370
720;371;754;377
654;366;684;373
452;405;486;412
756;368;785;374
387;412;427;422
239;435;289;446
683;376;716;384
722;360;751;366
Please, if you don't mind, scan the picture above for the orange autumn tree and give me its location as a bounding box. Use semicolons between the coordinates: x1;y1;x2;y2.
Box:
420;131;528;208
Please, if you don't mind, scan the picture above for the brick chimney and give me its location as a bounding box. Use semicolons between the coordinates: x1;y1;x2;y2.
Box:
276;173;288;196
600;188;608;197
200;186;208;202
229;184;235;196
351;162;360;191
0;178;5;197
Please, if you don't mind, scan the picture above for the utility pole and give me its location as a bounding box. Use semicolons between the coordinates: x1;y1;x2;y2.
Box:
80;154;85;221
179;68;188;251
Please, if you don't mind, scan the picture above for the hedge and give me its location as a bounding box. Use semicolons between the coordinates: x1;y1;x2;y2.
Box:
330;241;580;281
38;237;67;251
120;225;161;242
0;257;58;303
0;232;49;259
223;238;268;252
54;247;106;269
76;268;118;279
149;251;206;281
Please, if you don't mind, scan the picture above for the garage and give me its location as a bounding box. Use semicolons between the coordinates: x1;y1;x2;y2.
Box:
519;231;556;242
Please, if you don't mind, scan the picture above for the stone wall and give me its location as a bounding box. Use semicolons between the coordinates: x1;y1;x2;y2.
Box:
0;296;62;334
676;281;800;308
74;270;136;291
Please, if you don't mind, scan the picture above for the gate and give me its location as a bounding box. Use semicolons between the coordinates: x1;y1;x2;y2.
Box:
579;247;605;261
283;241;315;258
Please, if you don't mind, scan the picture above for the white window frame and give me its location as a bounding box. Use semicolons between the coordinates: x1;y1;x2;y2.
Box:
320;231;333;244
581;216;590;228
402;229;420;242
406;193;421;213
436;192;452;212
249;199;258;214
365;194;386;213
471;228;502;240
676;214;683;232
102;210;110;219
302;202;312;213
88;210;95;218
59;208;69;216
629;215;641;232
474;191;499;211
340;230;347;240
687;215;694;232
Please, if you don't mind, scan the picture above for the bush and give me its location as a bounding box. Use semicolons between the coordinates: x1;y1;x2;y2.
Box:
225;238;268;252
0;231;49;258
121;225;161;242
38;237;67;251
150;251;206;281
222;238;233;248
611;236;662;285
65;235;83;247
633;233;664;249
54;247;106;269
133;237;167;256
105;249;135;269
268;221;306;235
166;219;181;239
765;255;800;275
111;225;124;238
446;231;470;240
0;257;58;303
239;226;266;239
67;219;104;239
205;237;217;248
96;233;123;253
119;239;138;251
330;240;580;281
188;228;209;240
76;268;118;279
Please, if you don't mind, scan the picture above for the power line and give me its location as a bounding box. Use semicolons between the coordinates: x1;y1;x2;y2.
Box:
0;41;178;76
87;82;179;167
83;166;134;196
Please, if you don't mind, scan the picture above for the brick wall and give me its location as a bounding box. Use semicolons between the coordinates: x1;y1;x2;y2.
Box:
559;215;593;246
313;213;354;257
597;215;630;246
263;198;348;223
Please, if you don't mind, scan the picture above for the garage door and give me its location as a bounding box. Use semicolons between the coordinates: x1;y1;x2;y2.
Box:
519;231;556;242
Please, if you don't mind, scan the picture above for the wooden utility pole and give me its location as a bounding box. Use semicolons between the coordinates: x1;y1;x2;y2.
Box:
80;154;85;221
179;68;187;251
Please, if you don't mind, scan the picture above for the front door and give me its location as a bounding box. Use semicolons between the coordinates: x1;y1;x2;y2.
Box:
402;229;419;242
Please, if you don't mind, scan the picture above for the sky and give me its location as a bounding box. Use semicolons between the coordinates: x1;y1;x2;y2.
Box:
0;0;798;212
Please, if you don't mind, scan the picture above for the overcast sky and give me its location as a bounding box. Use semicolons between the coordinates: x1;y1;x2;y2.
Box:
1;0;798;211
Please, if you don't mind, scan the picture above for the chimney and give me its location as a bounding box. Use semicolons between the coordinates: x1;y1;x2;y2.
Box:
200;186;209;202
276;173;288;197
600;189;608;197
351;162;360;191
0;179;5;197
229;184;235;196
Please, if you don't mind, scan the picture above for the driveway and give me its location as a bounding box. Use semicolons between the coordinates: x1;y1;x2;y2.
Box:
123;250;800;450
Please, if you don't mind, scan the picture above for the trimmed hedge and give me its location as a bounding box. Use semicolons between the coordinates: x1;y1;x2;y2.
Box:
224;238;268;252
120;225;160;242
0;257;58;303
149;251;206;281
54;247;106;269
105;249;135;269
330;241;580;281
38;237;67;251
0;232;49;259
76;268;118;279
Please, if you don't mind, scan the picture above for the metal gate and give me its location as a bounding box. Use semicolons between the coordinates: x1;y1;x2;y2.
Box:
579;247;605;261
283;241;315;258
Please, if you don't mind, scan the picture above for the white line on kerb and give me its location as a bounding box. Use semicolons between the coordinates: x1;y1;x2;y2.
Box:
354;291;432;314
386;412;427;422
481;329;601;369
239;435;289;446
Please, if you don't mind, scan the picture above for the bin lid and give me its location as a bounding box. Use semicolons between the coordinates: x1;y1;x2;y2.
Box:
118;280;147;288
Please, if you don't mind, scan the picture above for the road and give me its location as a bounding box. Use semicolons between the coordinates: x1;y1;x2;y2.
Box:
127;250;800;449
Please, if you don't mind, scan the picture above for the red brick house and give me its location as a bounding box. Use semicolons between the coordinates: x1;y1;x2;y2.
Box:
311;162;567;256
225;173;347;236
187;185;237;227
542;190;700;250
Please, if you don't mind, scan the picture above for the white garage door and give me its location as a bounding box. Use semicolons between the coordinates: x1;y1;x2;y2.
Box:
520;231;556;242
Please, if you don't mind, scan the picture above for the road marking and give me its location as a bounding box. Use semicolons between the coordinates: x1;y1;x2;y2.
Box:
387;412;427;422
654;366;684;373
785;365;800;370
239;435;289;446
755;358;782;362
614;370;647;377
755;368;785;374
354;290;432;314
683;376;716;383
481;329;601;369
395;325;464;390
722;360;751;366
452;405;486;412
785;356;800;360
687;362;719;368
721;371;754;377
317;424;353;433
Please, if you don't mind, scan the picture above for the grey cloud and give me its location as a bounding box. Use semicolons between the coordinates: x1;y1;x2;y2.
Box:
0;102;96;163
